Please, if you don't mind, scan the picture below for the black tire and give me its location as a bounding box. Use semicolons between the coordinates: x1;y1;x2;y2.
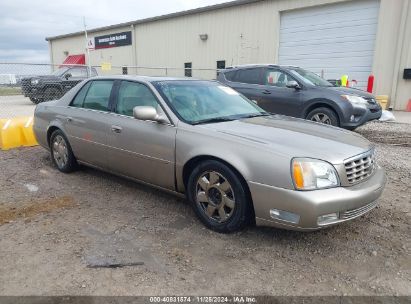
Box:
187;160;252;233
306;107;339;127
49;130;78;173
44;87;62;101
29;97;44;104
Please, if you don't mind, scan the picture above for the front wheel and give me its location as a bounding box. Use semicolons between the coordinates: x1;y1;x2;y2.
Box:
29;97;43;104
306;107;339;127
187;160;252;233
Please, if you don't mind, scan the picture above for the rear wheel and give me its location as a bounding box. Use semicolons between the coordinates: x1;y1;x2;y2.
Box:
187;160;251;233
50;130;78;173
306;107;339;127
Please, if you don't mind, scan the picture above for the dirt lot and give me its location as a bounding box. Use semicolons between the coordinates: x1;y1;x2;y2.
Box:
0;121;410;296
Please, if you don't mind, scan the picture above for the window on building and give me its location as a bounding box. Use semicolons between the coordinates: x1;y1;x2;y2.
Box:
217;60;226;70
116;81;159;116
82;80;114;111
122;67;128;75
234;68;262;85
216;60;226;78
184;62;192;77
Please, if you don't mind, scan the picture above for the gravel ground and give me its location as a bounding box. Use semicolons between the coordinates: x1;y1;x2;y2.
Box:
0;121;410;296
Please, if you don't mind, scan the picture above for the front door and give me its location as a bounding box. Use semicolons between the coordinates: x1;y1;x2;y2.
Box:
258;68;303;116
106;81;176;190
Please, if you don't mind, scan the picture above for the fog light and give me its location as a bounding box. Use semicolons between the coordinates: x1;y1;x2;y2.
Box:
270;209;300;224
350;115;355;122
317;213;339;226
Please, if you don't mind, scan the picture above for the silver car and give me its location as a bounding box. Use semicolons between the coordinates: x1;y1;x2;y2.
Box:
33;76;386;232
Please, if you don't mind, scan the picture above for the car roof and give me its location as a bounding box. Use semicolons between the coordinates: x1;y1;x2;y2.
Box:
222;64;300;71
87;75;209;83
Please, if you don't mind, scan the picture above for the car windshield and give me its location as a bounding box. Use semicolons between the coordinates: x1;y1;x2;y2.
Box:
51;67;69;76
153;80;268;124
289;67;333;87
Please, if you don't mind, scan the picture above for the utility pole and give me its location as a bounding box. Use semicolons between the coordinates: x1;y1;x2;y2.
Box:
83;16;92;77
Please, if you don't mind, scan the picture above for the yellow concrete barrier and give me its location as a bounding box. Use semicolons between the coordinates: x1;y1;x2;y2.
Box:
0;116;38;150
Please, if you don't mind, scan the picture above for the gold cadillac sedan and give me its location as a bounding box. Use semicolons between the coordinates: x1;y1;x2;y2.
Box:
33;76;386;233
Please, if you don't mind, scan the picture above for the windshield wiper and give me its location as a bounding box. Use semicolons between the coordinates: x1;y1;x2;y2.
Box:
239;112;271;119
192;117;236;125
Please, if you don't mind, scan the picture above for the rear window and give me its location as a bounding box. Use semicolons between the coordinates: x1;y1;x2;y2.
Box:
232;68;262;85
82;80;114;111
224;70;237;81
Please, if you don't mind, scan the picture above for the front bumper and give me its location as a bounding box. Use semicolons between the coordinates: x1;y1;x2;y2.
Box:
341;104;382;129
249;166;386;231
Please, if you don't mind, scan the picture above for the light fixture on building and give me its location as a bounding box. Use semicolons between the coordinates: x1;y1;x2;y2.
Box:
199;34;208;41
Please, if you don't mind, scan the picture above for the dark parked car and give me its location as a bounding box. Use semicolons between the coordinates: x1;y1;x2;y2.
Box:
217;65;382;129
22;66;97;104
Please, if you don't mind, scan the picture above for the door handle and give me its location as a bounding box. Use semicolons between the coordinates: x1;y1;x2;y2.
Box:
262;90;271;95
111;125;122;133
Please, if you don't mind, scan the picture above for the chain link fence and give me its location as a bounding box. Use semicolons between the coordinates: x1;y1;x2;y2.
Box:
0;62;219;119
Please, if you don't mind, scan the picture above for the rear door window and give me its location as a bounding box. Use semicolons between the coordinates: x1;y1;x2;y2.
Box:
82;80;114;111
224;70;237;81
233;68;262;85
71;81;91;108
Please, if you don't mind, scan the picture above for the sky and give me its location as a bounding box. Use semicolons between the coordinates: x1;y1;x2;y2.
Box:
0;0;232;63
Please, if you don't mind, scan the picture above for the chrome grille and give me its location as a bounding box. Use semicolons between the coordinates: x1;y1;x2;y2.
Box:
344;150;376;184
340;200;378;220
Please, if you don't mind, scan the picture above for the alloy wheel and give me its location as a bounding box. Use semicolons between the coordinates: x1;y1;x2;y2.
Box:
196;171;236;223
52;135;68;169
311;113;332;125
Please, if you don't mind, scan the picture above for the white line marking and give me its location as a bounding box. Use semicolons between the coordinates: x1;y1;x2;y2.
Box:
2;119;11;130
25;117;33;128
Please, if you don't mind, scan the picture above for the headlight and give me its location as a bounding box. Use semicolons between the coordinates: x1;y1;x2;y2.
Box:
31;79;39;85
341;95;368;105
292;158;339;190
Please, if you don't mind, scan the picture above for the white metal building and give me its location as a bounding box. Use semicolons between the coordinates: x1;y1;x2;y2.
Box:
46;0;411;110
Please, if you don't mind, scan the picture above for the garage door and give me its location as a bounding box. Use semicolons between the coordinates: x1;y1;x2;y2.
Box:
278;0;380;89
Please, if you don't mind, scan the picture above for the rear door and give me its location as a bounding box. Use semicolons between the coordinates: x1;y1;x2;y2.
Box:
105;80;176;190
63;80;115;168
258;68;303;116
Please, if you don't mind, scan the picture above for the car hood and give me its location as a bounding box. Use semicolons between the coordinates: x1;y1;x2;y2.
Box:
200;115;373;164
326;86;374;98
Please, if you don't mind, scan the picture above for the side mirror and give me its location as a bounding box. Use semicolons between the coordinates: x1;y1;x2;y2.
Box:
286;80;301;90
64;73;72;80
133;106;168;124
